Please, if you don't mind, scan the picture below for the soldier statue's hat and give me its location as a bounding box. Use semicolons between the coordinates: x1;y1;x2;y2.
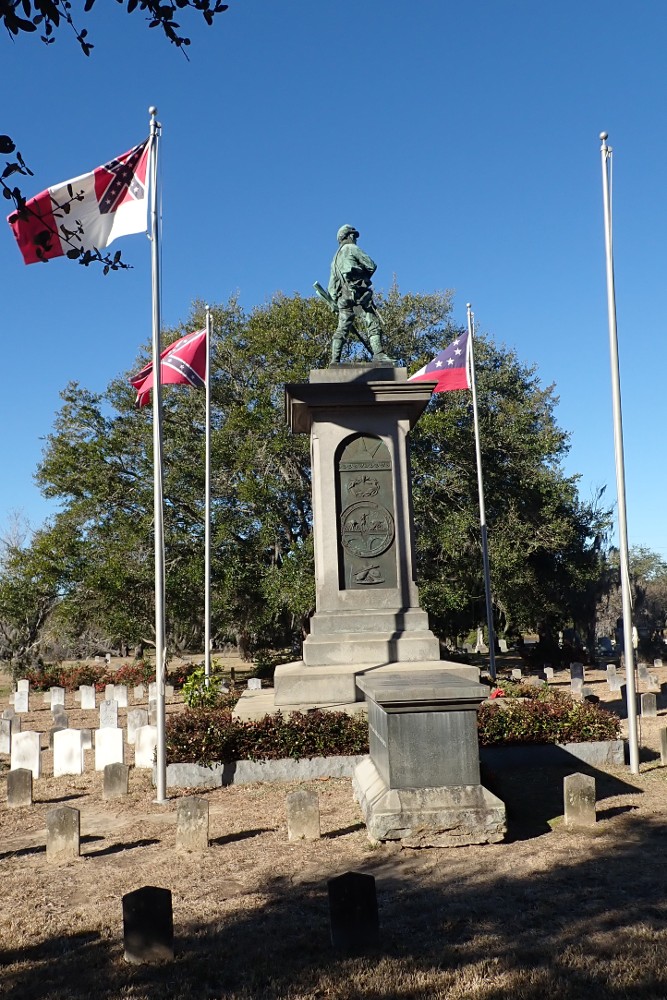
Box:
337;224;359;242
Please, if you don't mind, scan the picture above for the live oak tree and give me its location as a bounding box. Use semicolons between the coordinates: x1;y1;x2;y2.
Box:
410;341;610;646
0;289;610;664
596;545;667;651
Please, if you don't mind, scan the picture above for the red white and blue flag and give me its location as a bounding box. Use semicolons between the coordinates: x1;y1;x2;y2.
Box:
7;138;150;265
129;329;207;408
408;330;471;393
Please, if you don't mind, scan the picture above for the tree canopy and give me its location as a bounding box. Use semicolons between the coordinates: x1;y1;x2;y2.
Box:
0;289;611;667
596;545;667;651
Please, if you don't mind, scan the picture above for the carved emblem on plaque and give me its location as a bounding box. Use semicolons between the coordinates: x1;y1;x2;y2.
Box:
347;475;380;498
340;501;395;558
352;564;385;585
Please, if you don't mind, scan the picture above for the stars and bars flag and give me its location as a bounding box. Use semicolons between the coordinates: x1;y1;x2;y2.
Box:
7;138;150;265
407;330;471;392
129;329;207;408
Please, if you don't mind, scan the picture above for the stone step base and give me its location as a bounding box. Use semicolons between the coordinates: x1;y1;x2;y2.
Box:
302;631;440;667
232;688;366;721
273;659;481;709
352;757;506;847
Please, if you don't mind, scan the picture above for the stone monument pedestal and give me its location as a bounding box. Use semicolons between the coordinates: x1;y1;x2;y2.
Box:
274;364;478;710
352;671;506;846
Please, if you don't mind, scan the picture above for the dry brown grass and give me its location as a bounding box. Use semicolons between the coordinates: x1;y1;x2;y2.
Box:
2;664;667;999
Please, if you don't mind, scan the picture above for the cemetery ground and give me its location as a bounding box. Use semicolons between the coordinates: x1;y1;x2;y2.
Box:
2;664;667;999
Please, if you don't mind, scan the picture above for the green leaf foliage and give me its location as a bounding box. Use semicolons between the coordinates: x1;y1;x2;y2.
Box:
477;692;620;746
181;664;237;709
165;708;370;767
0;288;610;662
167;690;619;766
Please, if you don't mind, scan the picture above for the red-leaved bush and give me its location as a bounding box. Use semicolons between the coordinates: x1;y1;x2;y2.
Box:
165;690;621;766
477;691;620;746
21;660;176;692
165;708;370;766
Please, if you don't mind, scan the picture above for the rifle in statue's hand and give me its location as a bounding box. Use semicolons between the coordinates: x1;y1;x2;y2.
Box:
313;281;338;313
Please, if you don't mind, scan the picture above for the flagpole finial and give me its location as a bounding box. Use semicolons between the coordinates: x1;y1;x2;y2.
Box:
149;106;158;117
600;131;608;141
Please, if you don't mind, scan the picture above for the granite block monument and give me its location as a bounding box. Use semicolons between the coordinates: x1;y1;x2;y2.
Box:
353;671;505;846
274;365;478;708
270;251;505;845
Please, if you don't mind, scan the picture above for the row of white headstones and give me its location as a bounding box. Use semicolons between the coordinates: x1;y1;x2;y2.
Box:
1;680;169;778
9;678;173;712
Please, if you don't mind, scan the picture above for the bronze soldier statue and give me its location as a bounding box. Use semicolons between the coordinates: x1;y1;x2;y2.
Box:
322;225;395;365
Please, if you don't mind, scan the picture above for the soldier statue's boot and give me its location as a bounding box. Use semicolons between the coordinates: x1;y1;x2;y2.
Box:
330;336;344;364
369;333;396;364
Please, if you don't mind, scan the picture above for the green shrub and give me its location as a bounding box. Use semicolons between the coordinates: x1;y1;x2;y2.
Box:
164;690;620;767
181;665;237;709
165;708;369;767
478;691;620;746
490;681;552;700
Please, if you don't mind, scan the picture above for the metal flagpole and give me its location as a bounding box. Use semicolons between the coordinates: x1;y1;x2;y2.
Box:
467;304;497;682
599;132;639;774
149;106;167;802
204;306;212;686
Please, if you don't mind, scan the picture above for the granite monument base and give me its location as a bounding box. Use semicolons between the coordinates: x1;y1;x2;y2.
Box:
273;658;481;709
352;670;506;847
353;757;506;847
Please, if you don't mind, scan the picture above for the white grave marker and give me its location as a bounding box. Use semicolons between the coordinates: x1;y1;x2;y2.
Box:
127;708;148;744
114;684;128;708
50;687;65;707
0;718;12;754
134;725;158;768
14;690;29;713
10;730;41;777
95;728;124;771
53;729;85;777
80;685;96;710
99;699;119;729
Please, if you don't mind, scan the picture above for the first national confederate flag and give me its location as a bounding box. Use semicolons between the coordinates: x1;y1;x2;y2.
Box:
129;330;207;408
408;330;471;393
7;138;150;264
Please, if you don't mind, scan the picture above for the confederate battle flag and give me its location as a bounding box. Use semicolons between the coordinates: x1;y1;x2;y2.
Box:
7;138;150;264
129;330;207;408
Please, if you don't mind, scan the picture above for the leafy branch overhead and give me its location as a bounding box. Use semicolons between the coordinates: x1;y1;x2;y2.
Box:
2;0;229;268
1;135;131;271
0;0;229;55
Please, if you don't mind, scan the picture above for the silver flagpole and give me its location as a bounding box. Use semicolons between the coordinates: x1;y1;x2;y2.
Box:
467;305;497;682
149;106;167;802
204;306;212;686
599;132;639;774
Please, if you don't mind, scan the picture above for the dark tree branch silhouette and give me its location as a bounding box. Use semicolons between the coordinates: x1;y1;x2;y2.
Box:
1;0;229;54
2;135;131;270
2;0;230;269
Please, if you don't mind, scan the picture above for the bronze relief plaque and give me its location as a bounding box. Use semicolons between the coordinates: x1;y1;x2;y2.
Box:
337;434;397;590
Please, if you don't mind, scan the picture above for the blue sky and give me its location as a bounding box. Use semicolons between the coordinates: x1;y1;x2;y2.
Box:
2;1;666;556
